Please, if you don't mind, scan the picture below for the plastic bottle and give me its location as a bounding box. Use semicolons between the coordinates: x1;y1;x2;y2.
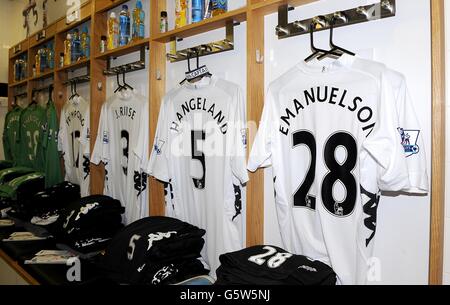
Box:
40;48;47;71
22;60;27;79
175;0;188;28
81;26;90;58
107;12;119;50
14;59;19;81
72;29;82;62
48;45;54;69
64;33;72;66
160;11;168;33
211;0;227;17
59;52;64;68
100;36;107;53
35;53;41;76
119;5;131;46
192;0;204;23
138;2;145;38
133;1;145;40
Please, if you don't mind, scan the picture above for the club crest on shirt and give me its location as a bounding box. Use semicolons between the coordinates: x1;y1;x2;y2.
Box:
154;138;166;155
397;128;420;157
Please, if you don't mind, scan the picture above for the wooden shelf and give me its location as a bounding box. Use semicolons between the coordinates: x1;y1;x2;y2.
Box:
9;49;28;60
56;15;91;35
29;69;54;81
29;35;55;50
56;2;92;34
152;7;248;43
56;58;90;72
9;79;28;88
94;38;149;60
251;0;318;14
95;0;129;14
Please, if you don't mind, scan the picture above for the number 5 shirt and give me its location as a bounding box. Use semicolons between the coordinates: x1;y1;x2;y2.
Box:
247;55;425;285
147;76;248;277
92;90;149;225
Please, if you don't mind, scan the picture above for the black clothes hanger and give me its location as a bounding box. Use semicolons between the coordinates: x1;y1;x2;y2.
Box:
317;15;355;60
179;51;193;85
114;71;126;93
29;89;38;106
180;46;213;85
304;20;341;62
69;81;80;100
122;69;134;91
68;81;74;100
47;85;54;103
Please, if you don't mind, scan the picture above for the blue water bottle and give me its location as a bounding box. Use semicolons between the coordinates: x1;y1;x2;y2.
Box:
119;5;131;46
192;0;204;23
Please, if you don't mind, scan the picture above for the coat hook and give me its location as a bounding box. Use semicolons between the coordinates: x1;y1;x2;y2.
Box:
275;25;290;35
211;43;225;50
356;6;369;19
166;53;178;60
333;11;347;23
224;39;234;47
256;49;264;64
381;0;393;13
293;21;307;32
312;16;327;29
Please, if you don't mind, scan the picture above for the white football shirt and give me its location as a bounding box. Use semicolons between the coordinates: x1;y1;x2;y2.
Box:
147;76;248;277
248;55;421;285
341;56;429;284
58;96;90;196
92;90;149;224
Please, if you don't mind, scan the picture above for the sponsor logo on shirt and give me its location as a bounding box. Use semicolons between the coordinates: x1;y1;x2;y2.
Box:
151;264;177;285
397;128;420;157
298;265;317;272
147;231;177;250
137;263;146;273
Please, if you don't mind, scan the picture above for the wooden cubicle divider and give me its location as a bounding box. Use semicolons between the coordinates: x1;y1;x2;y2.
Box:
429;0;446;286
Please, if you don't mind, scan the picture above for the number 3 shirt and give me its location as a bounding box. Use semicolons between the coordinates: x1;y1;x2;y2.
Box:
147;76;248;277
92;90;149;225
248;55;428;285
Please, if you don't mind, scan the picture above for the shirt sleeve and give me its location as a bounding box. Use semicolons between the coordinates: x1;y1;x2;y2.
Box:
3;112;12;161
247;87;275;172
91;103;109;165
362;73;411;192
80;105;91;157
57;107;65;153
147;98;170;182
229;86;249;184
133;97;149;172
394;77;429;193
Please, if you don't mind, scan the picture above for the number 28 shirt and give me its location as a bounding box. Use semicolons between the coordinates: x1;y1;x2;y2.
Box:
248;56;428;285
92;90;149;225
